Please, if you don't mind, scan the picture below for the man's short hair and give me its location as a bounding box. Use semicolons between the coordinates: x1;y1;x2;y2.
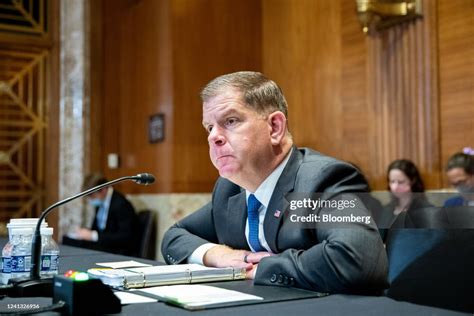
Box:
82;173;108;191
446;153;474;175
200;71;288;118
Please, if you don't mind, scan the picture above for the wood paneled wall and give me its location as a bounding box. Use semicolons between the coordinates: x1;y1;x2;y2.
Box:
365;0;440;188
438;0;474;186
169;0;262;192
100;0;174;193
262;0;442;189
262;0;344;154
98;0;261;193
95;0;473;192
262;0;372;175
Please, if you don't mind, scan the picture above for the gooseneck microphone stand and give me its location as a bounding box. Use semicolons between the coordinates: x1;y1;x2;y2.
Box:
2;173;155;297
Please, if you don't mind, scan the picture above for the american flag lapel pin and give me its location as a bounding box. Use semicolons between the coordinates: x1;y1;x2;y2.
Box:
274;210;281;218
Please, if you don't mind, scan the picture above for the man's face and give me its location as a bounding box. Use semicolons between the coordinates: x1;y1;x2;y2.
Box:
87;188;107;207
202;89;274;188
447;167;474;199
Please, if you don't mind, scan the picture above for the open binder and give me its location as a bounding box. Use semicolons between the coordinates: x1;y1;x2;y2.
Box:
87;264;246;289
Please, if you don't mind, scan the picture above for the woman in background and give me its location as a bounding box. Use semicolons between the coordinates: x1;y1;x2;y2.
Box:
379;159;432;229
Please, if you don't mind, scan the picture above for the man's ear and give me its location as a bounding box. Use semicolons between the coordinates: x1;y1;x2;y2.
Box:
268;111;287;145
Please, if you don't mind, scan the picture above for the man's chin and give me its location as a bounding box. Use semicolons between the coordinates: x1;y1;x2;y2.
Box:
217;167;239;181
218;170;235;179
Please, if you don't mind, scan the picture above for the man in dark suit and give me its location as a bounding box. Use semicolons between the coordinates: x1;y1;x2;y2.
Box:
161;71;388;294
63;173;138;255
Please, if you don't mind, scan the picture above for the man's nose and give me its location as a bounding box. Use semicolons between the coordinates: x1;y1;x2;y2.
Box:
208;126;226;145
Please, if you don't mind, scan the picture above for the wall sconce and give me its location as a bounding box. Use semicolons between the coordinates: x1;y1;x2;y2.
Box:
355;0;422;34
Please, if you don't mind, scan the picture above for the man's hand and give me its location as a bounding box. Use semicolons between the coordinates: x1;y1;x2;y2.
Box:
244;251;272;264
244;252;272;279
246;264;258;279
203;245;273;280
203;245;252;270
75;228;94;241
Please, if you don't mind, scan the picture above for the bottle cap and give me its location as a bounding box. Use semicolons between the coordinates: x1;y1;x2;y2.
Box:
40;227;54;235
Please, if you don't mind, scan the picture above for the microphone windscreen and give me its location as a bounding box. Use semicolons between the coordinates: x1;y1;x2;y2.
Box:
134;173;155;185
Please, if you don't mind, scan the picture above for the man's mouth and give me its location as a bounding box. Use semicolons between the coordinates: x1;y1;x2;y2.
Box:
216;154;233;160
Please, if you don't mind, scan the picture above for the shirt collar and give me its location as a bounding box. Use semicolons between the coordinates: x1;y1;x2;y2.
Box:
246;148;293;208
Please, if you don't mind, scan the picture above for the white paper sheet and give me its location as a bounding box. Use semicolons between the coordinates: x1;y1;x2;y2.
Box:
114;291;158;304
96;260;152;269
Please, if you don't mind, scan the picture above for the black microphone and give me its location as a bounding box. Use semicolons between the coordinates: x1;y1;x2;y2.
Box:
5;173;155;297
131;173;155;185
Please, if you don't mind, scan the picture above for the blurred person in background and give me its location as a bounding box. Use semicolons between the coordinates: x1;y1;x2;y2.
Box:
377;159;432;230
62;173;138;255
444;150;474;207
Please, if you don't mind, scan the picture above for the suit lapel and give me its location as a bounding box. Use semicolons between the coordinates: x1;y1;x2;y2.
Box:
264;147;302;253
226;191;250;249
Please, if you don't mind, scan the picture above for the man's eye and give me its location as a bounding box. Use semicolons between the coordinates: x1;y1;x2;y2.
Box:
206;125;213;133
225;118;238;126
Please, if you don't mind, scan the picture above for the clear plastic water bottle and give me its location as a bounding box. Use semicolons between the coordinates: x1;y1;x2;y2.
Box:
40;227;59;277
1;234;14;284
10;228;33;280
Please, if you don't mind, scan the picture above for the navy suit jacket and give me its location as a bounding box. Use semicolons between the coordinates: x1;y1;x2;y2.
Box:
162;148;388;294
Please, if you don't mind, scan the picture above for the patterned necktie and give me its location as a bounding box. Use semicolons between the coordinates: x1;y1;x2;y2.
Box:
248;194;264;252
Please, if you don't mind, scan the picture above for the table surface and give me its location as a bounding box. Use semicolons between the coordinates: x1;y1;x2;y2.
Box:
0;239;469;316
